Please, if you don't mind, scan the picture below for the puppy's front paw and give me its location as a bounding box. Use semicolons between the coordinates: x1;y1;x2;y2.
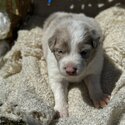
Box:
91;93;110;108
54;105;69;118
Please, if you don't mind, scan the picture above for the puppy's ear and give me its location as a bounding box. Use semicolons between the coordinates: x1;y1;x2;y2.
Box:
48;35;56;52
90;29;101;48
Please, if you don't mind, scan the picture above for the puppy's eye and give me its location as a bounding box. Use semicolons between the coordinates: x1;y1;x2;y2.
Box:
80;50;89;58
56;49;65;54
58;50;63;53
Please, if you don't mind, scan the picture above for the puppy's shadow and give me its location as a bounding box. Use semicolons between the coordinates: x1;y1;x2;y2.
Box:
69;53;122;107
101;54;122;94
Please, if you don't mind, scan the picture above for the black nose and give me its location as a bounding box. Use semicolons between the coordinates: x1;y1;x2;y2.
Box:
65;65;77;76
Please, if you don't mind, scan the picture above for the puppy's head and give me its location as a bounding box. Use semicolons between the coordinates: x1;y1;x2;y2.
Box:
48;22;101;78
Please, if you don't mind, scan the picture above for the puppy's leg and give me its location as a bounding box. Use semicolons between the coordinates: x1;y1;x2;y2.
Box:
46;51;69;117
49;76;69;117
84;74;110;108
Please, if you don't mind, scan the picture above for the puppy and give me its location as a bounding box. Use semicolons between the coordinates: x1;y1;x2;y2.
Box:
42;12;110;117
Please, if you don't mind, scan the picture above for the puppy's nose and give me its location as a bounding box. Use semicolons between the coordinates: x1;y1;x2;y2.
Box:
65;64;77;75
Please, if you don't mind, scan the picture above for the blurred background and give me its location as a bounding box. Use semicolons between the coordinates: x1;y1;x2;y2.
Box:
0;0;125;57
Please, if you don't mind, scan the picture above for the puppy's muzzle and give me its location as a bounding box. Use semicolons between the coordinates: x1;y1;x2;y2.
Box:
64;63;77;76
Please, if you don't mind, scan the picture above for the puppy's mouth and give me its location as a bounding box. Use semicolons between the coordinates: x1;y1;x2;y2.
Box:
64;72;83;82
66;72;78;77
66;72;77;76
61;71;80;77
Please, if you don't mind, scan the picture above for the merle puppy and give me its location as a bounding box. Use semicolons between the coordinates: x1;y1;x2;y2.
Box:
42;12;110;117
